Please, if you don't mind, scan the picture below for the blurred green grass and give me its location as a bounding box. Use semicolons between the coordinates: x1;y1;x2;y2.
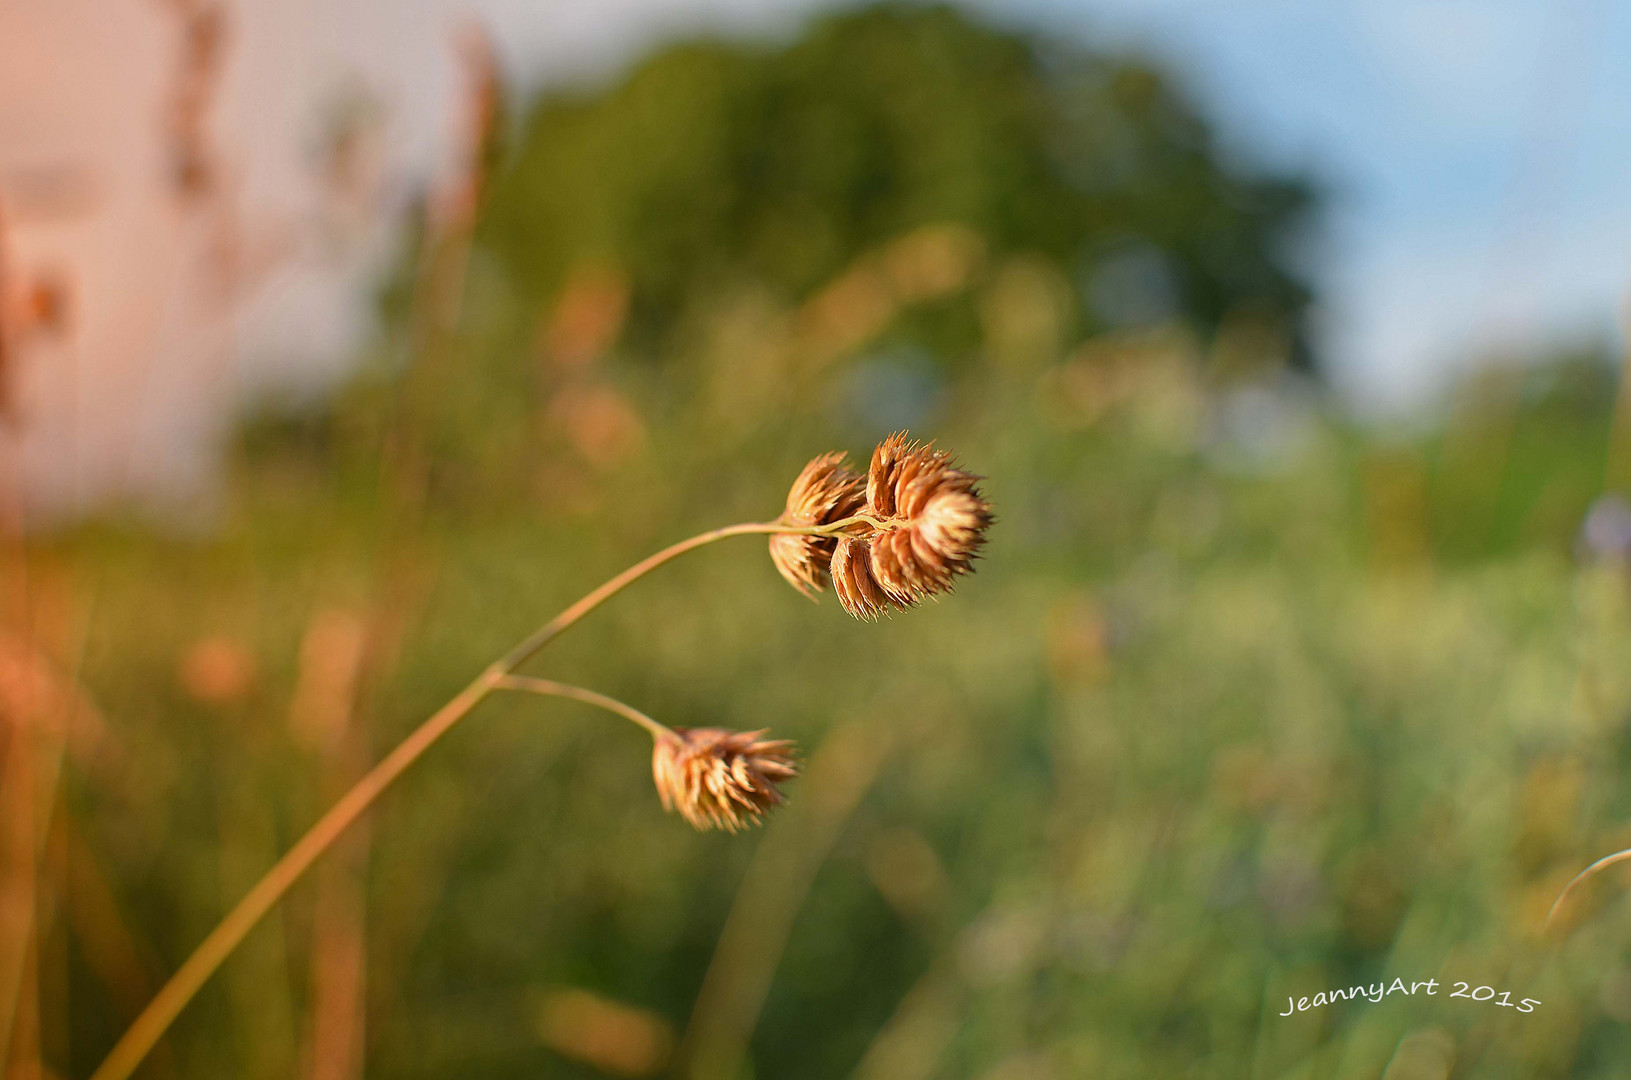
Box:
32;319;1631;1079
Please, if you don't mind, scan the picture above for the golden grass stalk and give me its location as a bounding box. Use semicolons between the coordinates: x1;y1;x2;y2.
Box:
1545;846;1631;931
295;611;371;1080
86;522;773;1080
90;436;990;1080
0;673;39;1078
0;620;95;1076
161;2;228;202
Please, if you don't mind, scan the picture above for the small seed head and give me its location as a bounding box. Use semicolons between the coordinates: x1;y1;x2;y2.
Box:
769;452;865;597
831;535;890;619
832;432;992;619
651;727;798;832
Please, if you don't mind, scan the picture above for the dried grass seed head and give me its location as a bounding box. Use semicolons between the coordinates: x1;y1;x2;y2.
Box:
769;451;866;597
831;535;890;619
651;727;798;832
832;432;992;618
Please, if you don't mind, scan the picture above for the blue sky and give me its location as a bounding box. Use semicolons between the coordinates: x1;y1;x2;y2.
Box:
475;0;1631;411
1003;0;1631;409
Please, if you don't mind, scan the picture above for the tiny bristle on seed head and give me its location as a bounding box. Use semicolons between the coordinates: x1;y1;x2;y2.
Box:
769;452;865;598
651;727;799;832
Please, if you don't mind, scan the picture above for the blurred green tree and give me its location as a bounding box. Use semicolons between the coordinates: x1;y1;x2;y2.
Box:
485;2;1319;371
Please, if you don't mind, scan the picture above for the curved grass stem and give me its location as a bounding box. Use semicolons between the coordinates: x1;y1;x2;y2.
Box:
1546;847;1631;932
89;518;818;1080
494;675;676;742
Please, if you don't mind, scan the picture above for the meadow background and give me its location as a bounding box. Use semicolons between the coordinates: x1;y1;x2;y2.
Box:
5;4;1631;1078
